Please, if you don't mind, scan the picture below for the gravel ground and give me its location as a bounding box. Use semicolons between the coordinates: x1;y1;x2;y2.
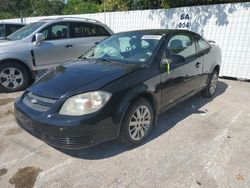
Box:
0;78;249;188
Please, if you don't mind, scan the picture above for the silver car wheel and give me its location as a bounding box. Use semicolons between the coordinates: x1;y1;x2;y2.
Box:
0;67;24;89
128;105;151;141
209;73;218;95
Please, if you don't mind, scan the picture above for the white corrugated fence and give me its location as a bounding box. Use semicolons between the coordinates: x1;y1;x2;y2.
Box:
2;2;250;79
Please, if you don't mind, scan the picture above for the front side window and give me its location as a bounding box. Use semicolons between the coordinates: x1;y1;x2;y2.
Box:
167;34;196;59
8;22;45;40
41;23;68;40
0;24;5;37
83;33;162;64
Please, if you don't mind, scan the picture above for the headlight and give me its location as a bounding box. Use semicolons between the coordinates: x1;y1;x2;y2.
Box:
59;91;112;116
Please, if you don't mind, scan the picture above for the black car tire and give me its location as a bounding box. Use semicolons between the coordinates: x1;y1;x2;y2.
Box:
119;98;154;147
0;61;30;92
201;70;219;98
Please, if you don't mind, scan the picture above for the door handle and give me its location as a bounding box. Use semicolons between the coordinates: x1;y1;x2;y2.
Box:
195;62;201;68
65;44;73;48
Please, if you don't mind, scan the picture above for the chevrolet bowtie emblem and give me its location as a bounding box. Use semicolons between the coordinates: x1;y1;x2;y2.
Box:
31;99;38;104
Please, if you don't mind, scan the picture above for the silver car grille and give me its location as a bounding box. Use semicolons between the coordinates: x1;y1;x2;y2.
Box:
23;92;57;112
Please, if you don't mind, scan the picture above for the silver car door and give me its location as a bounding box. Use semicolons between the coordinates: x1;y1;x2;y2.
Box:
33;22;73;67
68;22;110;57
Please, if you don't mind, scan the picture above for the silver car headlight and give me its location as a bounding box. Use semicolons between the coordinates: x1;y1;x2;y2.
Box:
59;91;112;116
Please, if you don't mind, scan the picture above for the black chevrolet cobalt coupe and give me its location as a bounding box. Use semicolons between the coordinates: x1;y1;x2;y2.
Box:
15;29;221;149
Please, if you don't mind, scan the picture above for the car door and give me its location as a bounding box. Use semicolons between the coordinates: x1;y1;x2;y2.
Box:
196;36;212;88
160;32;203;108
68;22;110;57
33;22;74;67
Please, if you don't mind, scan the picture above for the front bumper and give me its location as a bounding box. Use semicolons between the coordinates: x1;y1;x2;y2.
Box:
14;99;119;149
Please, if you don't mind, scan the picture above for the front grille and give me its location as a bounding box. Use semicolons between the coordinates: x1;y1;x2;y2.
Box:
23;92;57;112
46;135;93;148
19;118;93;148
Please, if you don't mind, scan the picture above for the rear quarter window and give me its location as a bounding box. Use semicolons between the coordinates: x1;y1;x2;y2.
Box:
168;34;196;58
197;38;210;52
96;25;110;36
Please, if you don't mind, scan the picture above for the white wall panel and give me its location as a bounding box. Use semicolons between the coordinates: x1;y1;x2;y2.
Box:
1;2;250;79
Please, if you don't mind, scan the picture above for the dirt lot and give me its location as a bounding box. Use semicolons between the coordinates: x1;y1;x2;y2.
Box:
0;78;249;188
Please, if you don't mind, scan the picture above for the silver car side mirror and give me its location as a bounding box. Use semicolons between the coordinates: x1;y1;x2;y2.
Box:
35;33;44;46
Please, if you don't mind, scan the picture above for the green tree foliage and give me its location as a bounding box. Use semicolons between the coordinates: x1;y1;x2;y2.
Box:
0;0;249;19
63;0;99;14
98;0;130;12
31;0;65;16
0;0;32;18
162;0;250;8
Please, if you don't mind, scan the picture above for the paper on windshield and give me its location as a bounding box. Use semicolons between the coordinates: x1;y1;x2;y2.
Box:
141;35;162;40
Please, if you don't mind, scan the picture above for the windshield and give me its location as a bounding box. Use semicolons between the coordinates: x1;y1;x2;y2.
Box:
0;24;5;37
83;33;162;64
7;22;45;40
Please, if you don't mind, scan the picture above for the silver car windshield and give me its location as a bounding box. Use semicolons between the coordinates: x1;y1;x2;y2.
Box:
83;33;162;64
0;24;5;37
7;22;45;40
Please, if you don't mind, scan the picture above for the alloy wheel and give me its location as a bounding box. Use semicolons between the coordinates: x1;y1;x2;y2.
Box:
209;73;218;95
128;105;151;141
0;67;24;89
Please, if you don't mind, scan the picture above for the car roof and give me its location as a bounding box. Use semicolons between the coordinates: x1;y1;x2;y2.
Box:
117;29;201;37
38;17;102;25
0;22;25;25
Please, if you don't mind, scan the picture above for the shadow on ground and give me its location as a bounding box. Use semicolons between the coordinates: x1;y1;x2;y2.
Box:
58;80;228;160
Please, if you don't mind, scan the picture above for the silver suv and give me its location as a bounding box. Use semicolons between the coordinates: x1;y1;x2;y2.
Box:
0;17;113;92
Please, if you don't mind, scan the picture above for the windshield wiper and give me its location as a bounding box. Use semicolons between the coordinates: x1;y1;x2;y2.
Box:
100;58;111;62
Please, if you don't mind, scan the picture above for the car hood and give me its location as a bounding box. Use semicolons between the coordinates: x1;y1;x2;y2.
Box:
28;59;142;99
0;39;20;47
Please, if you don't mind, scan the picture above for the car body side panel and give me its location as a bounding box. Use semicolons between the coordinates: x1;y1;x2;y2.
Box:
33;39;77;67
0;51;33;70
160;59;202;109
67;36;107;58
103;68;162;128
201;44;222;86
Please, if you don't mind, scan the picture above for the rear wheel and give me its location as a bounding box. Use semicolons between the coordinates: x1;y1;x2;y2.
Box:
119;98;154;147
202;70;219;98
0;62;30;92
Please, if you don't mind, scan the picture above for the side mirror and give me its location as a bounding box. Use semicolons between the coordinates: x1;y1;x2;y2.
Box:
34;33;44;46
160;58;171;73
161;58;171;65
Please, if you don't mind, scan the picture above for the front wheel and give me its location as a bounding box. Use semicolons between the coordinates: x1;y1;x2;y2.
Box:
202;70;219;98
119;98;154;147
0;62;30;92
